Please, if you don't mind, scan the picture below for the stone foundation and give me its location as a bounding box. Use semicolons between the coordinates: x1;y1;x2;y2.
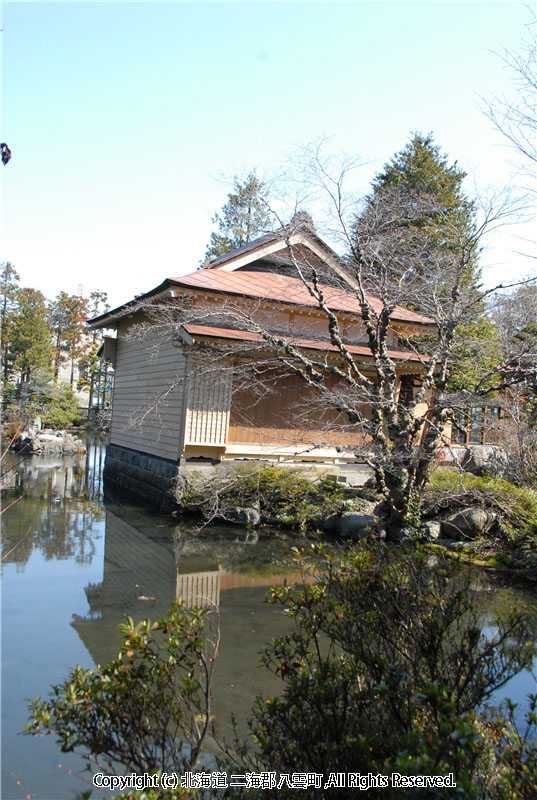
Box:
103;443;180;511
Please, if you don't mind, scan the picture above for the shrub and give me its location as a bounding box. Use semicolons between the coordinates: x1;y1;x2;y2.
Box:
227;543;537;798
39;383;83;429
26;545;537;799
3;382;83;433
176;464;345;530
27;601;218;782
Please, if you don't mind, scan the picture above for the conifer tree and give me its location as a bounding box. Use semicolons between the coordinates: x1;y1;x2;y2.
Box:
0;262;21;383
10;288;53;410
354;132;482;304
78;290;110;416
204;172;270;260
47;291;89;384
353;133;492;391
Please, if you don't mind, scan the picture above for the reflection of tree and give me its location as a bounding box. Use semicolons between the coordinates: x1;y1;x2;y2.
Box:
173;524;307;576
1;444;106;567
82;438;107;503
469;568;537;643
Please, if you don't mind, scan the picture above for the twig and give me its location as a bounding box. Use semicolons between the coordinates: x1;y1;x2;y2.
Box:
1;524;32;562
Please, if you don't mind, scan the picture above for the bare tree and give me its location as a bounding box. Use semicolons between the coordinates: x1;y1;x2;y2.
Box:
484;285;537;481
124;146;536;530
481;10;536;183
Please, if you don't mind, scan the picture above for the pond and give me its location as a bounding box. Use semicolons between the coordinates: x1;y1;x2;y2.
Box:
2;440;536;799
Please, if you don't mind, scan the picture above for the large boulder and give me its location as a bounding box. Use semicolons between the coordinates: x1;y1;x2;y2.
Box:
461;446;513;480
441;508;497;540
322;513;341;533
435;446;467;466
324;512;384;540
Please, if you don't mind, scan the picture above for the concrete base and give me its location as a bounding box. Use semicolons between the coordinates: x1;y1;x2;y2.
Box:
103;443;374;512
103;443;180;511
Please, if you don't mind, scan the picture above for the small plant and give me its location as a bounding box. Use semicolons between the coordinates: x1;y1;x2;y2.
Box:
27;601;219;780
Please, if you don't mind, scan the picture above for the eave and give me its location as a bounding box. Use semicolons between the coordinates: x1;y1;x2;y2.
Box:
181;323;429;368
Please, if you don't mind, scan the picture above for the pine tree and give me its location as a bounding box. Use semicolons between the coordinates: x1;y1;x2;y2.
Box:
1;262;21;383
353;133;491;391
354;132;481;303
10;288;53;410
204;172;270;260
79;290;110;416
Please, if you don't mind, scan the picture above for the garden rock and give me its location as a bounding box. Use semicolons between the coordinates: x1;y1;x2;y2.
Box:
387;526;416;543
341;497;376;514
441;508;497;540
322;513;341;533
227;506;261;527
338;513;383;539
461;446;513;480
13;428;86;455
423;520;442;540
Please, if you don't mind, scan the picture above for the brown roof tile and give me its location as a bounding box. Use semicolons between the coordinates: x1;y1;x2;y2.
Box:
171;269;434;325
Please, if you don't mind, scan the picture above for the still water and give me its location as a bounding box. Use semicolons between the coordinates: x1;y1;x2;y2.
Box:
2;441;537;799
2;441;306;799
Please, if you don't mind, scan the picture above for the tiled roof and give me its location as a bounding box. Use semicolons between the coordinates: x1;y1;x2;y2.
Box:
182;323;427;362
170;269;434;325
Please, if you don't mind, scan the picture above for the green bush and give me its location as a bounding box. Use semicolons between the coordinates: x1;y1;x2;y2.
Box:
27;601;218;782
2;381;83;432
39;383;83;429
228;543;536;798
426;469;537;544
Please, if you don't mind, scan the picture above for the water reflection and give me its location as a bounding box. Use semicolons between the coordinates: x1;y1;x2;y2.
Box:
2;440;536;800
2;441;108;800
72;499;303;735
1;445;106;567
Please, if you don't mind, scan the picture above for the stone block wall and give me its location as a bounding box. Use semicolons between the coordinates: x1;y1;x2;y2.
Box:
103;443;180;511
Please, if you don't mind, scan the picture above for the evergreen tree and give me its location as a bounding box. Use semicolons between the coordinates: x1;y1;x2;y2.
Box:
353;133;490;391
204;172;270;260
354;132;482;304
0;262;21;383
78;290;110;416
10;288;53;410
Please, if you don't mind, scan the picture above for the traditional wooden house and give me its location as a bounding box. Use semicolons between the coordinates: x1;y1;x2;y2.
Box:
88;229;435;506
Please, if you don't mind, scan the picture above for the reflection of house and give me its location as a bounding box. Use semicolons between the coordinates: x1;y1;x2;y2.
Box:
71;504;301;734
176;570;220;608
88;229;435;506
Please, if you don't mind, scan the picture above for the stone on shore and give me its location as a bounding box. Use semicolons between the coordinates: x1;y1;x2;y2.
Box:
14;428;86;455
324;512;384;540
461;446;514;480
441;508;497;540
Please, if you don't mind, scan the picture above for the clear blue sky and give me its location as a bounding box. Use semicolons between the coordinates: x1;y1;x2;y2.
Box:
1;1;535;309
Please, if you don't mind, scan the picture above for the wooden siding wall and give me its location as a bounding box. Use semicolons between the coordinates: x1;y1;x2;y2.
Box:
228;372;365;448
110;321;187;461
184;367;232;446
